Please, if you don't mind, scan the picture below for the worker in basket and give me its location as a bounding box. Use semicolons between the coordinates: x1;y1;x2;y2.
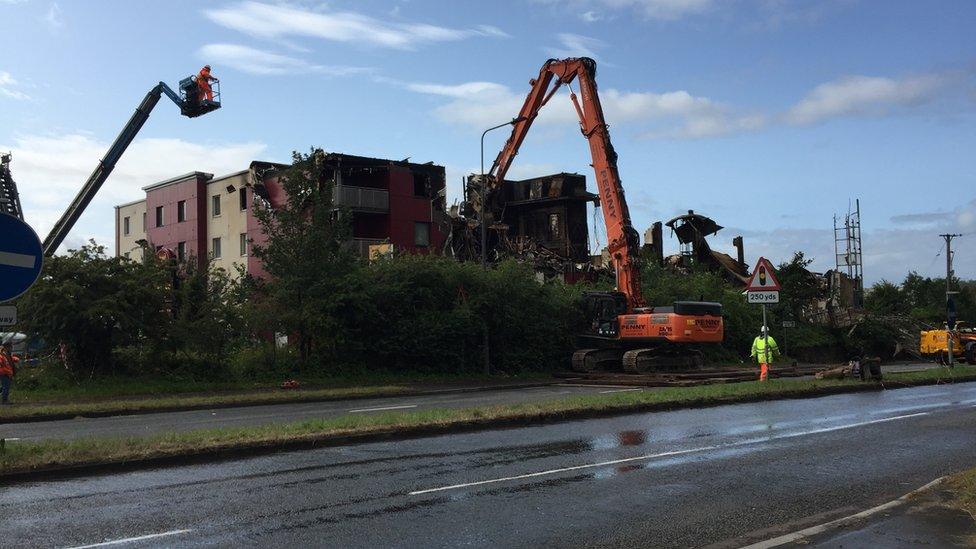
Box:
197;65;219;102
751;326;780;382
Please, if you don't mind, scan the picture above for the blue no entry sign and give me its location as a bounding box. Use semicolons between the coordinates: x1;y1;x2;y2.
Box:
0;213;43;302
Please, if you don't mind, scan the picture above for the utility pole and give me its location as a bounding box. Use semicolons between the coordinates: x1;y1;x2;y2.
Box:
940;233;962;366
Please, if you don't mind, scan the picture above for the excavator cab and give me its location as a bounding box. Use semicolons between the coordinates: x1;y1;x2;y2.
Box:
177;76;221;118
581;291;629;338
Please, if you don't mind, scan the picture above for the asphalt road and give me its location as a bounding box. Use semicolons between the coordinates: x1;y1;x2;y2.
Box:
0;384;631;442
0;362;942;443
2;382;975;548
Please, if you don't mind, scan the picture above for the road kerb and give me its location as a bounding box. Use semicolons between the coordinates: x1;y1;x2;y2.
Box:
740;477;946;548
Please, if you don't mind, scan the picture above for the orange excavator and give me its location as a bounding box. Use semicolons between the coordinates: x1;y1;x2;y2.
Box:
484;57;723;372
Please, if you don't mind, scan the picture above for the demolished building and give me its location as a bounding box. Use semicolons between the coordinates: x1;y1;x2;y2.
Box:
662;210;750;285
451;172;598;280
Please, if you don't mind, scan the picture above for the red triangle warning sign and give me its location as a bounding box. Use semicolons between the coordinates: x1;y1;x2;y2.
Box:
746;257;781;292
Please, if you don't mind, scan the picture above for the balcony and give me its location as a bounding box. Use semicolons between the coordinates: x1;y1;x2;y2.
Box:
333;185;389;212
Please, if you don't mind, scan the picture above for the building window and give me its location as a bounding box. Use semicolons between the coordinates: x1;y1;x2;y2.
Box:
240;233;248;256
142;212;146;231
124;251;130;259
239;189;248;211
177;200;187;222
548;213;561;240
413;173;429;197
212;194;221;217
155;206;164;227
211;237;222;259
414;222;430;247
123;216;130;236
177;241;186;261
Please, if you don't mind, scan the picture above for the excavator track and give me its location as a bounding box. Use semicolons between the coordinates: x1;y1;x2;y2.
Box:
572;348;624;372
622;348;704;373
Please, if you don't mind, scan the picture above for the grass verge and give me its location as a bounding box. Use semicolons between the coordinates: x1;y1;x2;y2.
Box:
13;370;553;405
1;366;974;479
1;373;553;423
948;467;976;519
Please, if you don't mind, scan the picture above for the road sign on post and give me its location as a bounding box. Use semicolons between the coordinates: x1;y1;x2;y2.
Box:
745;257;781;293
0;213;43;302
0;305;16;326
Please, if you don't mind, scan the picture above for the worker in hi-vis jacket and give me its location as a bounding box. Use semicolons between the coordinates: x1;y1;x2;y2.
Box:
751;326;780;382
197;65;218;102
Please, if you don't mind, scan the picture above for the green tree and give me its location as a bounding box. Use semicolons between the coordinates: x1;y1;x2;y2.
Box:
249;149;358;365
164;258;244;367
17;241;169;375
774;252;821;322
865;280;908;316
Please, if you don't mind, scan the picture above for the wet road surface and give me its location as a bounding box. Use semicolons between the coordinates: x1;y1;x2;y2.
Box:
0;384;630;442
2;382;975;548
1;362;942;443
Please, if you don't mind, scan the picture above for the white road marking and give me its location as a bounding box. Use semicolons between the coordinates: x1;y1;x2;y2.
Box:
64;529;193;548
740;477;946;548
0;250;37;269
556;383;643;389
598;388;643;394
409;412;929;496
410;446;717;495
3;438;21;441
347;404;418;413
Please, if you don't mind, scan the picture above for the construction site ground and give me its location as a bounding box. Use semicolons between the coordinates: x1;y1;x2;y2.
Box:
0;361;952;443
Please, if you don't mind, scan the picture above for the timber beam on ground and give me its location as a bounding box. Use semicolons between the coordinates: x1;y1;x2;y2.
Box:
554;364;824;387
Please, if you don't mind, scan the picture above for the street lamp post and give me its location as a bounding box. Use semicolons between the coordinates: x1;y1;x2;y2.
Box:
477;117;526;376
480;117;526;269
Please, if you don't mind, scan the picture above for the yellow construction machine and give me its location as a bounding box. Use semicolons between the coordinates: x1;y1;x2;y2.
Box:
920;322;976;365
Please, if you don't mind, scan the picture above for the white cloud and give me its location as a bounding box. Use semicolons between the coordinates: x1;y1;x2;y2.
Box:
785;74;949;126
411;65;970;139
1;133;267;253
205;1;508;50
545;33;605;61
406;77;765;139
199;43;369;76
537;0;713;20
404;81;509;98
44;2;64;30
0;71;30;100
579;10;603;22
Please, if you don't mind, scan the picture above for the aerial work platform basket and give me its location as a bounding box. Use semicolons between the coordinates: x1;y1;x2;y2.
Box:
178;76;221;118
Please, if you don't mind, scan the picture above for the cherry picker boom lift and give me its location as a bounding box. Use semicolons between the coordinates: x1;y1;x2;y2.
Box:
484;58;723;372
42;74;221;256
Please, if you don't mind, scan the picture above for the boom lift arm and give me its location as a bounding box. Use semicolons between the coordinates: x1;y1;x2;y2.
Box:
487;57;644;309
42;77;220;256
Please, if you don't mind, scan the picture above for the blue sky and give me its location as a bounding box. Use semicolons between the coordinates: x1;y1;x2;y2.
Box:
1;0;973;283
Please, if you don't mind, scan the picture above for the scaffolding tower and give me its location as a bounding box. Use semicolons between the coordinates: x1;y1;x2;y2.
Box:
0;152;24;220
834;199;864;308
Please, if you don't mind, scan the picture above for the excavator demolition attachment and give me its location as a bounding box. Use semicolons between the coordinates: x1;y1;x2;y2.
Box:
486;58;724;373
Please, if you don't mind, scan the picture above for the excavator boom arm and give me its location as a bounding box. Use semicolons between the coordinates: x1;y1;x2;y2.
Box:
489;58;644;308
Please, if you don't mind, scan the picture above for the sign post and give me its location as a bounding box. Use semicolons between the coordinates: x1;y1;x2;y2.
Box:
0;213;44;305
782;320;796;357
745;257;782;364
